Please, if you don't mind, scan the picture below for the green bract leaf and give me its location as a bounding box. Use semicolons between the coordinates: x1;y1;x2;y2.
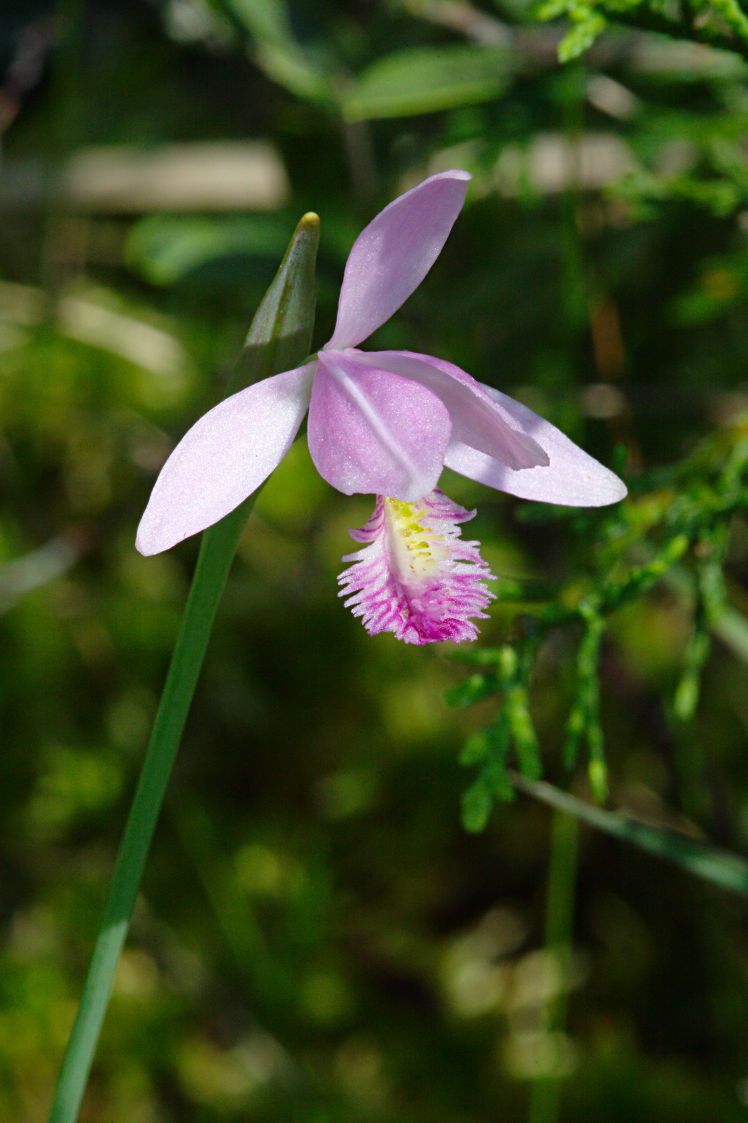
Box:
230;210;319;393
343;46;512;121
48;211;320;1123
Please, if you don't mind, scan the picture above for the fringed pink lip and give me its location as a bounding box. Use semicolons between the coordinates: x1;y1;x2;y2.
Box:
338;490;496;645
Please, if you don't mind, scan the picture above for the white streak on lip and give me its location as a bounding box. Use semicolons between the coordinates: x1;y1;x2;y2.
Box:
384;498;444;586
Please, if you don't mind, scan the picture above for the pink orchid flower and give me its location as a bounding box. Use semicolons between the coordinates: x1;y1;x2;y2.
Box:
137;170;626;644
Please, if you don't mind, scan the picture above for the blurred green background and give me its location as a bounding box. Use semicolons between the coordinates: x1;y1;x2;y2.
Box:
3;0;748;1119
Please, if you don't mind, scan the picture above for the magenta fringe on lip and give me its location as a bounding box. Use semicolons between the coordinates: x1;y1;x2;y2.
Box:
338;489;497;645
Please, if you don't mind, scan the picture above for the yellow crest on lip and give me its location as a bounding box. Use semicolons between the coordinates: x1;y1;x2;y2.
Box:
384;497;450;578
339;490;496;645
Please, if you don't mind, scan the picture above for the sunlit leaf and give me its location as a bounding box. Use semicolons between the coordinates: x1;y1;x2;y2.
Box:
219;0;333;100
126;215;292;285
343;46;512;121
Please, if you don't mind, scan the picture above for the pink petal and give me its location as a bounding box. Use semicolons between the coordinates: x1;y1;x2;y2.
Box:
327;170;471;349
308;351;451;500
359;350;548;471
136;363;315;555
338;489;496;645
445;384;627;506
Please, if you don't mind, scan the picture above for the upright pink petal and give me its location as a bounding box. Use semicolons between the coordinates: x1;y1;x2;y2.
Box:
136;363;315;555
327;170;471;349
445;384;627;506
308;351;451;500
359;350;548;471
338;490;496;644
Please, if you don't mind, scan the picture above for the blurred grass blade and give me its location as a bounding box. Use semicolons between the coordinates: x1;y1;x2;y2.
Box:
48;212;319;1123
343;46;512;121
713;606;748;663
510;772;748;897
217;0;332;101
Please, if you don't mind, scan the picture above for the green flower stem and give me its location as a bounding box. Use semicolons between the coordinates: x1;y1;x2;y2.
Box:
49;503;251;1123
49;211;320;1123
528;810;580;1123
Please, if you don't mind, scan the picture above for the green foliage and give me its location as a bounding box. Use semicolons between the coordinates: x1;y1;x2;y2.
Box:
453;422;748;834
49;212;321;1123
342;46;513;120
512;772;748;895
212;0;334;101
126;215;293;286
535;0;608;62
537;0;748;60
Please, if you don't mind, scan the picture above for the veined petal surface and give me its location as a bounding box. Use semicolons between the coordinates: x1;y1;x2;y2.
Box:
136;362;315;555
308;351;451;500
327;170;470;349
445;384;627;506
359;350;548;471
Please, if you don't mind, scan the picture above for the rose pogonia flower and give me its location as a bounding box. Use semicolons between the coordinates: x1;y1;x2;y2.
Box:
137;170;626;644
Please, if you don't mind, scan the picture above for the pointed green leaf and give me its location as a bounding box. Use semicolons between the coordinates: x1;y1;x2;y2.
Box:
511;773;748;898
49;213;320;1123
229;210;319;393
219;0;332;101
343;46;513;121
